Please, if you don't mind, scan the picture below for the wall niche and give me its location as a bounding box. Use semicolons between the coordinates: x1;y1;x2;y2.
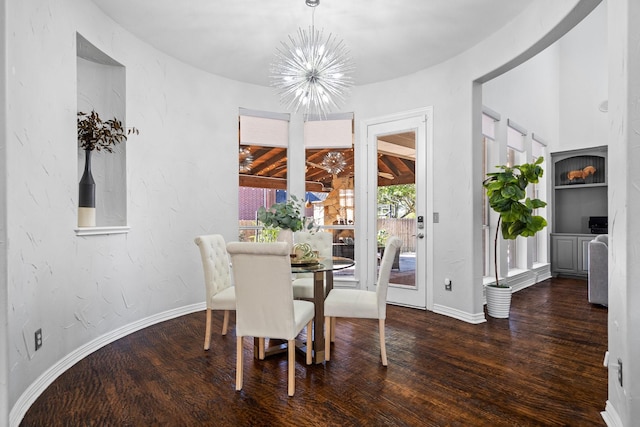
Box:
76;33;128;231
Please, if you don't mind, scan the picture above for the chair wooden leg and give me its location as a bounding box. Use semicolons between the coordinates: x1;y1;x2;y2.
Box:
288;339;295;396
221;310;230;335
379;318;387;366
258;337;265;360
306;320;313;365
324;317;331;361
236;337;243;391
204;308;212;350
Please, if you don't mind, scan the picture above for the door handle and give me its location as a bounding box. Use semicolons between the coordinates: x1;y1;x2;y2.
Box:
417;233;425;239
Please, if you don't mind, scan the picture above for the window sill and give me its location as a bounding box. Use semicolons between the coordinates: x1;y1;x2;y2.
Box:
507;268;528;278
75;226;130;236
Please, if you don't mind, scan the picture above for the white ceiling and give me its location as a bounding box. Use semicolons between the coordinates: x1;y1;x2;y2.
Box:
91;0;537;86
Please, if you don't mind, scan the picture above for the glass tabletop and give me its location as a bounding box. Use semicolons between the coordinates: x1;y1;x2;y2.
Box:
290;256;355;274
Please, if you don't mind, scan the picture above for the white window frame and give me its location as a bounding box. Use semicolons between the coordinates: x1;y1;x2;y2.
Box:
506;120;527;273
482;109;500;279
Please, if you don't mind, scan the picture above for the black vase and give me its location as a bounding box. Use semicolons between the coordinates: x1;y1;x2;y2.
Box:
79;149;95;208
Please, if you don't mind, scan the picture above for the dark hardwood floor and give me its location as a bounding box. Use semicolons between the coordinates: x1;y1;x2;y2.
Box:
21;277;608;426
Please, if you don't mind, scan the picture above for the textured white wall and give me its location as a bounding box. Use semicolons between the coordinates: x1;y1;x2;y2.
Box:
558;2;609;152
1;0;8;424
607;0;640;424
5;0;278;415
481;1;608;156
482;44;561;147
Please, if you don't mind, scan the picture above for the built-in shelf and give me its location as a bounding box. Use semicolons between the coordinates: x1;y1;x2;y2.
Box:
75;226;130;236
554;183;607;190
550;146;607;277
554;153;606;187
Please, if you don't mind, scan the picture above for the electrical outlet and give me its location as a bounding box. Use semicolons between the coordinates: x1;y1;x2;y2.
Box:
618;358;623;387
34;328;42;351
445;278;452;291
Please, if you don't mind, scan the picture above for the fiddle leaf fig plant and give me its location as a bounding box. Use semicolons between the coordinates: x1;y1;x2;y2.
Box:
483;156;547;287
257;195;316;232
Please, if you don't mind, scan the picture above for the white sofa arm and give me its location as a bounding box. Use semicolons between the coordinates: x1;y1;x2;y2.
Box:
588;237;608;306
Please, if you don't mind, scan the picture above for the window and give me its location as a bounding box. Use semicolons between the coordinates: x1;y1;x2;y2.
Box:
238;109;290;242
304;114;355;278
482;111;498;277
531;136;547;264
506;120;526;271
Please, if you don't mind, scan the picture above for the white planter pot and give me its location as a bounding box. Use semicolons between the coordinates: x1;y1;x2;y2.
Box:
486;285;513;318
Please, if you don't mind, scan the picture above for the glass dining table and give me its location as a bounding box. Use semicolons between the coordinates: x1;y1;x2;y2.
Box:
256;256;355;364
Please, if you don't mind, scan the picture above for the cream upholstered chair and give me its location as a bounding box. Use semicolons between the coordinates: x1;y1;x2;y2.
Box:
292;231;334;299
194;234;236;351
324;236;402;366
226;241;315;397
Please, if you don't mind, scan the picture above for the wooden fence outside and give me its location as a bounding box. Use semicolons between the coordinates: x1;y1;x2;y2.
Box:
378;218;416;252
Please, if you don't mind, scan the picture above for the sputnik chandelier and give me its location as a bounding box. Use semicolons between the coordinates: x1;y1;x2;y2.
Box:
270;0;354;118
322;151;347;175
239;146;253;173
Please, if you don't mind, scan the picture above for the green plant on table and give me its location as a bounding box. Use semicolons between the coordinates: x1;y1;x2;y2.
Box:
257;195;316;232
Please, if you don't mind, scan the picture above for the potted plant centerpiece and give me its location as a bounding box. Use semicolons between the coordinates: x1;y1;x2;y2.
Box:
77;110;138;227
256;195;316;246
482;156;547;318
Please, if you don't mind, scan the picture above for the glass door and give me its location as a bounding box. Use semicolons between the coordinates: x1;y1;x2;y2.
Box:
365;110;432;309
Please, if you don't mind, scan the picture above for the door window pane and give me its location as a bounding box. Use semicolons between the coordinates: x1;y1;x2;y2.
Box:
376;132;416;287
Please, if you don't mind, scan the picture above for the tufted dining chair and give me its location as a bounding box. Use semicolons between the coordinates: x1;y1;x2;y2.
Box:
292;231;334;299
194;234;236;351
226;241;315;397
323;236;402;366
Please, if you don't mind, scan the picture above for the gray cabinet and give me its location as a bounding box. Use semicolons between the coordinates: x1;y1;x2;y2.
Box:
551;234;596;276
577;235;593;274
551;234;577;274
551;147;607;276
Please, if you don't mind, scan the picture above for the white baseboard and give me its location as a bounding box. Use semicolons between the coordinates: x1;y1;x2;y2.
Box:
433;304;486;324
601;400;623;427
9;302;205;427
438;265;553;323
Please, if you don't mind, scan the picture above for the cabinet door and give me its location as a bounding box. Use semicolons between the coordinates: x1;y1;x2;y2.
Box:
578;236;594;274
551;235;577;274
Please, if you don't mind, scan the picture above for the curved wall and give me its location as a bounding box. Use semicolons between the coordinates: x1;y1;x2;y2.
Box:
4;0;600;424
5;0;279;422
